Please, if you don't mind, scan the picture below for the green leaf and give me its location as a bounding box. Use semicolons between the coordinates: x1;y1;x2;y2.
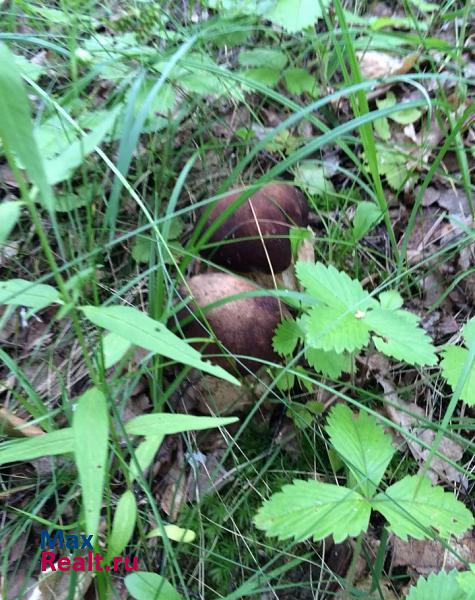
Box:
128;435;163;482
372;475;474;540
273;317;303;355
0;279;60;310
105;490;137;563
376;92;421;124
73;387;109;544
0;43;54;210
441;346;475;406
242;67;281;87
44;107;120;185
0;201;22;244
378;290;403;310
374;116;391;141
239;49;288;70
284;68;315;95
293;161;335;197
325;405;395;498
265;0;329;32
0;428;73;466
147;524;196;544
102;332;132;369
406;570;465;600
363;308;437;366
125;572;183;600
296;262;375;312
389;107;422;125
296;261;436;366
254;479;371;543
13;54;45;82
305;305;371;353
80;305;240;385
463;317;475;348
458;564;475;594
352;201;383;241
126;414;237;437
305;347;352;378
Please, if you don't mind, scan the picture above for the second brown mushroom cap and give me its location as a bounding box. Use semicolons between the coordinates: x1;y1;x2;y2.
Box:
201;182;308;274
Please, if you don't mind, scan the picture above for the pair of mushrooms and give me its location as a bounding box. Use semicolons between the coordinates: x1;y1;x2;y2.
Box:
180;183;308;376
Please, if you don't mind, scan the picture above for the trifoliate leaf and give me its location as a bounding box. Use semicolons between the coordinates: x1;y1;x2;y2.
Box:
363;308;437;366
305;347;352;378
254;479;371;543
372;475;474;540
441;346;475;406
265;0;329;33
325;405;395;498
296;261;435;366
273;317;303;355
406;570;464;600
284;67;316;95
306;304;371;353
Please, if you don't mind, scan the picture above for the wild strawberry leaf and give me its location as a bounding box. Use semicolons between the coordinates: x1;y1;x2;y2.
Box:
273;317;303;355
441;346;475;406
305;347;352;378
305;305;370;353
406;570;464;600
372;475;474;540
325;405;395;498
265;0;330;33
363;308;437;366
295;262;375;312
254;479;371;543
441;317;475;405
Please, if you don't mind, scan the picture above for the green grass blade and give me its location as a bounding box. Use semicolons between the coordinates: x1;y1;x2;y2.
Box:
0;43;54;211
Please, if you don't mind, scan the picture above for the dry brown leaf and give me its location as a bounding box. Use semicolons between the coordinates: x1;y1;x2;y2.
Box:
25;570;92;600
187;374;254;415
356;51;418;79
376;374;465;485
0;407;44;437
391;532;475;574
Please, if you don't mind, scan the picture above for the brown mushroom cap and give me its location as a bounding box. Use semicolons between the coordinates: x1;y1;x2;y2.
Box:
178;272;289;375
201;182;308;273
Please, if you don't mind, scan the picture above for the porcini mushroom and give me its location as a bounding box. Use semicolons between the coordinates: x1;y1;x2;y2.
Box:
178;272;289;374
201;182;308;273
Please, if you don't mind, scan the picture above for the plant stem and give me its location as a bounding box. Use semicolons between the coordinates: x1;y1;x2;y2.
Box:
344;531;364;599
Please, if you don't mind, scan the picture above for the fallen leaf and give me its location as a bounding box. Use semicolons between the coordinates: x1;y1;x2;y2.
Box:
356;51;418;79
376;374;466;485
0;407;44;437
391;532;475;574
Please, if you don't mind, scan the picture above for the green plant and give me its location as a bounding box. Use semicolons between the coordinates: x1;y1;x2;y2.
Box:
406;565;475;600
0;386;237;547
273;260;437;378
254;404;473;543
441;317;475;405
